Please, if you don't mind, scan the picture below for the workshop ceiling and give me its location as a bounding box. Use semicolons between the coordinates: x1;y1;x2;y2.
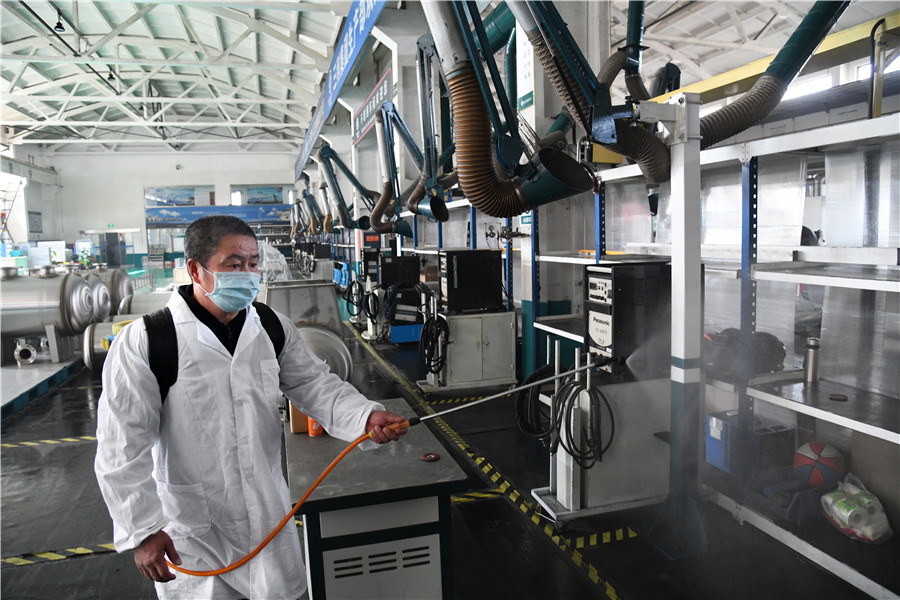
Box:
0;1;894;155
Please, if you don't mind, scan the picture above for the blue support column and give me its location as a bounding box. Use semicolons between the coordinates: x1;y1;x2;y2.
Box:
437;220;443;250
505;217;513;311
595;183;606;263
469;205;477;250
530;208;540;374
413;213;419;248
736;157;759;502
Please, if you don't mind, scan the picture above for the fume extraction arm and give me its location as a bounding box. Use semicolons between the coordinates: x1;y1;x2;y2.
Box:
511;0;850;184
317;146;375;231
421;1;595;219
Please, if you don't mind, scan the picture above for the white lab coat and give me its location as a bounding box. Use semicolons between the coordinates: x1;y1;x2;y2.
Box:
95;290;383;599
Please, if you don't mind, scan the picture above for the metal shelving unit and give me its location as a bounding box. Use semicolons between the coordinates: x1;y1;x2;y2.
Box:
703;118;899;598
583;111;900;597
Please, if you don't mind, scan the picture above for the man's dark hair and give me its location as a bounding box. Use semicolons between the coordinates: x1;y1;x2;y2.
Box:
184;215;256;267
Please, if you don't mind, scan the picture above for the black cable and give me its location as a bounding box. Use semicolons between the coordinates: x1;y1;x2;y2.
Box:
342;280;363;316
363;289;380;325
547;365;616;469
515;363;557;446
376;285;399;344
419;315;449;374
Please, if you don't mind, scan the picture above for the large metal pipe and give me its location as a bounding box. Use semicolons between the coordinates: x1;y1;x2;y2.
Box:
85;317;353;378
117;292;170;316
85;272;112;322
699;0;850;149
83;321;114;371
96;267;134;316
423;2;593;218
0;269;94;338
521;0;849;180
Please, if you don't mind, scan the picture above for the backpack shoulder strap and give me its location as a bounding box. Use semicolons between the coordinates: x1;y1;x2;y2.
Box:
253;301;286;358
142;307;177;404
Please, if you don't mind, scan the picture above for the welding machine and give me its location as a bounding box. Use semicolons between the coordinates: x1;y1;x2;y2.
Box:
583;259;671;378
378;254;419;288
438;249;503;313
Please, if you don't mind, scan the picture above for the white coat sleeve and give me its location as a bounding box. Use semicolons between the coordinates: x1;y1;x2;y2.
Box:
276;314;384;446
94;320;169;552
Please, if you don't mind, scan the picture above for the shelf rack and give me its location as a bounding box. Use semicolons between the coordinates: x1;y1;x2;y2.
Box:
585;112;900;597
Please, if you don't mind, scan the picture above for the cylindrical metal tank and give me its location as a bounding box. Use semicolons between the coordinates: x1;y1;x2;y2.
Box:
0;269;94;338
85;317;353;378
118;292;170;316
83;321;115;372
85;273;112;323
97;268;134;316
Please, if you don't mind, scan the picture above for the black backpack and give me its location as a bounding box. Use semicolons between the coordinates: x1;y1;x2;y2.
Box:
142;302;285;403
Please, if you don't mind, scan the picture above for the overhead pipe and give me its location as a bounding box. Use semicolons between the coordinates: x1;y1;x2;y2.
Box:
515;0;849;182
370;110;412;236
319;185;334;234
422;2;594;219
700;0;850;149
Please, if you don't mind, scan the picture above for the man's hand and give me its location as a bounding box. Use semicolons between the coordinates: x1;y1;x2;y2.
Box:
134;530;181;583
365;410;409;444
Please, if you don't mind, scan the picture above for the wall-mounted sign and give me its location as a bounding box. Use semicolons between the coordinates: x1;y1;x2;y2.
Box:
295;0;387;180
27;210;42;233
230;185;291;205
145;205;291;229
145;186;215;207
354;67;392;144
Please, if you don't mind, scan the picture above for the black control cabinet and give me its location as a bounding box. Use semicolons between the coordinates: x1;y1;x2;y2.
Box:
439;249;503;314
583;260;671;376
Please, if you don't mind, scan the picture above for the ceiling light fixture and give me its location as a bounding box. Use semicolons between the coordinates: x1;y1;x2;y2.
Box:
54;12;65;33
107;71;115;82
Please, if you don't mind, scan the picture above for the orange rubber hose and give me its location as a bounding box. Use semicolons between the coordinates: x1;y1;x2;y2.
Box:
166;421;409;577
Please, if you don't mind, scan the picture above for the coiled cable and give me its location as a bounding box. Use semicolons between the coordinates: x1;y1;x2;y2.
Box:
548;366;615;470
419;315;449;374
363;289;380;325
342;279;363;317
515;363;557;446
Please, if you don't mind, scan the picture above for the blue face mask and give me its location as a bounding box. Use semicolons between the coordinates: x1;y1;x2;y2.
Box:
198;266;261;312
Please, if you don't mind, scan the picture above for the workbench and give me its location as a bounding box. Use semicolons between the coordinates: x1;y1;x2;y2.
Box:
284;398;468;599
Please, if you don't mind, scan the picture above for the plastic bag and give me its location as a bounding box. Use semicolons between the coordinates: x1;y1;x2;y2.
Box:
821;473;893;544
258;240;291;282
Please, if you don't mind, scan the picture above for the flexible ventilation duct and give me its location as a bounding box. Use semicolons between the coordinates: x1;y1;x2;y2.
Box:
700;1;849;149
511;0;849;182
422;2;594;218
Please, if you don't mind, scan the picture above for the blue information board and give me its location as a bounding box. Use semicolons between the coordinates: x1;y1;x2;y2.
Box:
294;0;386;180
146;205;292;229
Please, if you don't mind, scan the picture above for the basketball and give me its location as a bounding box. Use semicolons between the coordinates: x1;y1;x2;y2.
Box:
794;442;846;487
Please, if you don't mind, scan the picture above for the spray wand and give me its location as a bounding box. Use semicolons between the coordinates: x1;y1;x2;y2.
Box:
167;361;595;577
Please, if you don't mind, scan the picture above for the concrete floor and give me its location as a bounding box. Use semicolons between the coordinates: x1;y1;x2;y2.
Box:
0;321;886;599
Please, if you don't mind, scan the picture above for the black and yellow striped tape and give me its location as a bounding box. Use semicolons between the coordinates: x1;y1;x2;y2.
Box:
426;395;485;406
2;543;116;567
345;322;623;600
1;435;97;449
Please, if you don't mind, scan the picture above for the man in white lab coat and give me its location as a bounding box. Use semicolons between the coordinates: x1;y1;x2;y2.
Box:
95;215;407;599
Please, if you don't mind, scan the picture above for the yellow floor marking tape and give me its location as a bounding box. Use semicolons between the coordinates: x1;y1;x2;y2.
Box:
345;323;622;599
2;543;120;568
2;436;98;448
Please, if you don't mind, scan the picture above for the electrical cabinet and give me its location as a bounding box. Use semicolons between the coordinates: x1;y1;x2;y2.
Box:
421;311;516;391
